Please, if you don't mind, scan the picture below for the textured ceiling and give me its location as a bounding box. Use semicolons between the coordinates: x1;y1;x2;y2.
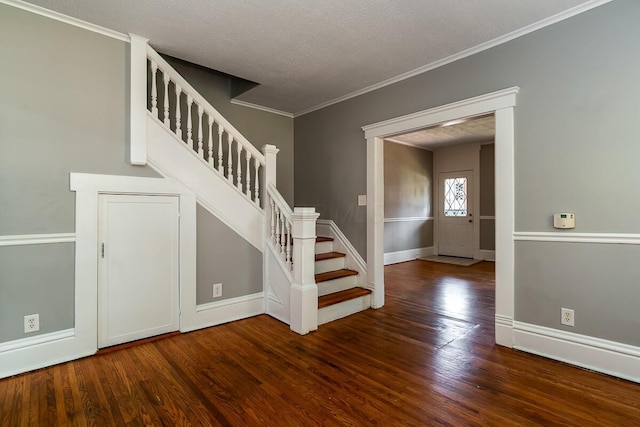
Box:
387;115;495;149
24;0;601;115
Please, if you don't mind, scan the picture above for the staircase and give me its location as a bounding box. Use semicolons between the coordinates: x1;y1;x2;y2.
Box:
138;40;370;334
315;237;371;325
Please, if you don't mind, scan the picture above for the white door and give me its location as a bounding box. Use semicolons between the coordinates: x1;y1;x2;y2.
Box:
438;171;474;258
98;194;180;348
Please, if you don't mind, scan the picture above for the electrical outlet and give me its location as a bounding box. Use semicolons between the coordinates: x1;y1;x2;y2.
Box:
24;314;40;333
561;308;574;327
213;283;223;298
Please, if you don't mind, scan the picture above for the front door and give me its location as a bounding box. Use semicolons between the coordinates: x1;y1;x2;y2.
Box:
438;171;474;258
98;194;180;348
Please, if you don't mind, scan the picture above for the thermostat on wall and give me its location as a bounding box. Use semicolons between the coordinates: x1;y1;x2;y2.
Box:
554;213;575;229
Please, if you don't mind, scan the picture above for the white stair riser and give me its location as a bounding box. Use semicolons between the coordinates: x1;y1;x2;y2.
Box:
317;277;359;297
316;274;357;294
314;257;345;275
318;294;371;325
315;241;333;254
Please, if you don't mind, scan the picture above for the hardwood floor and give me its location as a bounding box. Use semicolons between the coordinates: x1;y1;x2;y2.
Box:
2;260;640;425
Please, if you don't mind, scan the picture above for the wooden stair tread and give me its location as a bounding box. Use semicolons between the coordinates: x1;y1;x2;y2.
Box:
316;236;333;243
315;251;346;261
318;287;372;309
315;269;358;283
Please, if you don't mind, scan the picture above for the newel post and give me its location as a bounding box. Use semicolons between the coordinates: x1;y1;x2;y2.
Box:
290;207;320;335
129;33;149;165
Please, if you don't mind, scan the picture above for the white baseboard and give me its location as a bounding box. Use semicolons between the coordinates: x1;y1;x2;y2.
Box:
182;292;265;332
513;321;640;383
384;246;433;265
0;329;88;379
495;314;514;347
478;249;495;261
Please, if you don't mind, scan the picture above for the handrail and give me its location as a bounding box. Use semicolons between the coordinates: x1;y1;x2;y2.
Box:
147;47;265;163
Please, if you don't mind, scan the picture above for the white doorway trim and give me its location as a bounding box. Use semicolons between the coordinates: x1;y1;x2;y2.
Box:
70;173;196;356
362;87;519;347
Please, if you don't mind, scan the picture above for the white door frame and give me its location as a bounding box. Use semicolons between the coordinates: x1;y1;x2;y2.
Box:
71;173;196;356
363;87;518;347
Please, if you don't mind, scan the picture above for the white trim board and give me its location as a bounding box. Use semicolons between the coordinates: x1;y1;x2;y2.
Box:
230;99;294;118
190;293;265;332
384;247;433;265
513;322;640;384
0;0;130;42
364;87;517;346
384;216;433;223
295;1;611;117
0;233;75;246
514;232;640;245
0;329;77;379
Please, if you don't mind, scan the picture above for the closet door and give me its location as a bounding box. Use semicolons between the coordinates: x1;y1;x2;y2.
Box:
98;194;179;348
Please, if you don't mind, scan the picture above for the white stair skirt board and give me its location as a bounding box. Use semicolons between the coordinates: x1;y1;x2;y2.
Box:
316;220;367;283
513;322;640;384
317;275;359;297
318;294;372;326
315;256;346;275
264;242;292;325
384;247;434;265
147;115;263;251
420;255;482;266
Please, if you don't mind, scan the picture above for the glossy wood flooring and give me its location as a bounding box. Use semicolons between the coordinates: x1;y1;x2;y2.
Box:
2;260;640;426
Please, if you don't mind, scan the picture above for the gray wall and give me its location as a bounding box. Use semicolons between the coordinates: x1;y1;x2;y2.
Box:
196;205;262;304
0;4;157;343
294;0;640;346
164;57;295;205
480;143;495;251
383;141;433;253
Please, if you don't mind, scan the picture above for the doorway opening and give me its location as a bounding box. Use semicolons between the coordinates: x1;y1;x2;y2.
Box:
363;87;518;347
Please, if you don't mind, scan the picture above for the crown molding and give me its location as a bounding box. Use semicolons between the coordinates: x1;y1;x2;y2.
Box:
1;0;130;42
294;0;614;117
231;99;294;118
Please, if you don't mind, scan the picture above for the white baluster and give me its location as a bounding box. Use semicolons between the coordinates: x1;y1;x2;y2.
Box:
236;144;243;191
275;207;281;251
227;135;234;182
174;84;182;139
163;74;170;126
280;214;286;259
197;105;204;157
217;126;224;174
245;152;251;197
286;221;292;269
270;199;276;244
150;61;158;116
254;158;261;206
186;95;193;147
207;116;214;167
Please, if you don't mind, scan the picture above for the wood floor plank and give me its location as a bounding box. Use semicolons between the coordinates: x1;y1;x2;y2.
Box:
2;260;640;425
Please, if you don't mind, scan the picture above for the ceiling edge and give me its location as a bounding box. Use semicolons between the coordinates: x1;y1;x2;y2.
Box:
1;0;130;41
230;99;294;118
292;0;614;118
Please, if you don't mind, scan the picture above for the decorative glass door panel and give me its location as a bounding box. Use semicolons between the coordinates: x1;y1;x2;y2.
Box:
444;177;468;217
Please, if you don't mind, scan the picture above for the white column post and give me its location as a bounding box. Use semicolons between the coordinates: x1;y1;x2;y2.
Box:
262;144;279;237
290;207;320;335
367;136;385;309
262;144;279;187
129;34;149;165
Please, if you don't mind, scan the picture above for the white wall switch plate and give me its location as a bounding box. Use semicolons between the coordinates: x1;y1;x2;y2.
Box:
358;195;367;206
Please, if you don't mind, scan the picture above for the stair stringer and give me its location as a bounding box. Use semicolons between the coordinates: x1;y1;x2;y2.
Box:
147;114;263;251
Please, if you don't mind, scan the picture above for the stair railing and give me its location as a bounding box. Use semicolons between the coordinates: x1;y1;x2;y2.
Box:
146;46;265;208
266;183;320;334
